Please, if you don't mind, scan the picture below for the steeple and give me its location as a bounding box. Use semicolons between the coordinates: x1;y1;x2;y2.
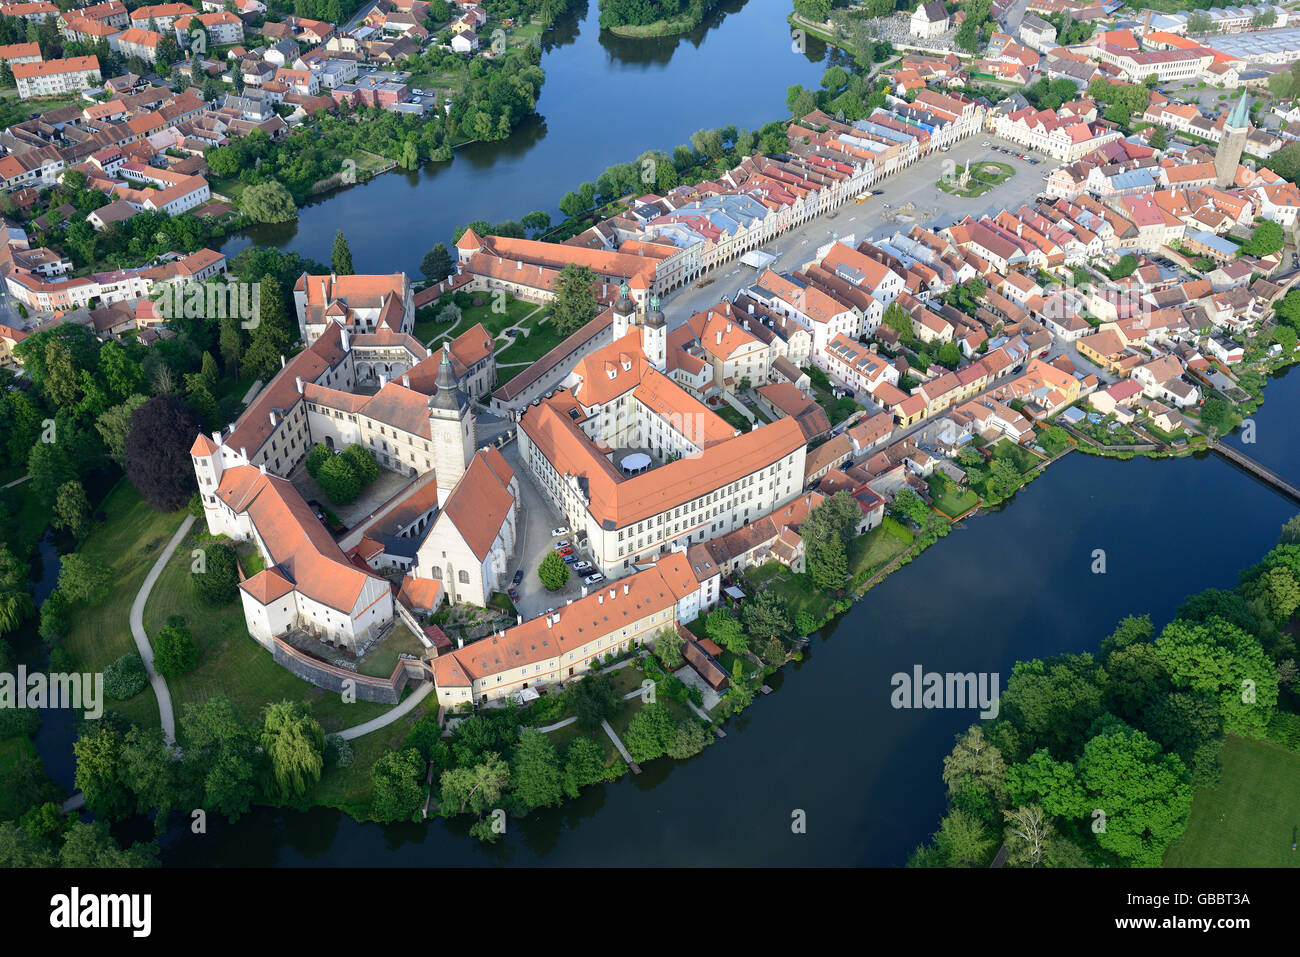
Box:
612;280;634;340
1227;90;1250;131
432;342;463;410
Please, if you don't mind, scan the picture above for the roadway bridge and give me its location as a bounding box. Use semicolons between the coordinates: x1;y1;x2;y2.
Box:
1211;441;1300;503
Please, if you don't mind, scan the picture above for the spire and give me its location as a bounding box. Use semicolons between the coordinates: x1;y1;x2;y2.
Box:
1228;90;1250;130
432;342;462;410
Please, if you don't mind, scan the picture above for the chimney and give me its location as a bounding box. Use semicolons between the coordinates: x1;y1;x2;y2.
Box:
258;463;266;475
582;586;588;598
608;588;616;600
726;322;732;333
748;302;754;314
716;330;723;345
296;376;304;394
743;320;749;331
623;582;629;595
240;447;247;461
546;617;552;629
379;373;387;388
402;374;410;387
517;614;522;625
517;260;522;270
269;411;277;427
340;327;349;351
565;598;573;605
598;594;604;604
211;430;222;446
280;354;286;368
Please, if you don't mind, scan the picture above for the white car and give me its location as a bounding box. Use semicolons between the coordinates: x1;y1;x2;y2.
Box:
574;560;593;572
583;572;605;585
554;540;570;550
550;526;569;537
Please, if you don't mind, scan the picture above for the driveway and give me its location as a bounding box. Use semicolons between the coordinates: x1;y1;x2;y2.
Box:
499;438;593;621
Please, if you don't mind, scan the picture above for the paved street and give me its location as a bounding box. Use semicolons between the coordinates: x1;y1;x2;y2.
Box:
659;132;1054;329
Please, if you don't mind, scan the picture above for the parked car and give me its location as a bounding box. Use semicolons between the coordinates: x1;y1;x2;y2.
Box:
574;560;593;572
584;572;605;585
563;554;578;564
507;588;519;602
982;140;990;147
554;540;570;550
512;569;523;585
550;526;569;537
557;546;574;557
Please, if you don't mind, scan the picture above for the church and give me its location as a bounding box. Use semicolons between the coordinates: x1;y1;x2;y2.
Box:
191;273;502;654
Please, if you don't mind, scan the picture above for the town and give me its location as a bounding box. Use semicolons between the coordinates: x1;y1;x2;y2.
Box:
0;0;1298;869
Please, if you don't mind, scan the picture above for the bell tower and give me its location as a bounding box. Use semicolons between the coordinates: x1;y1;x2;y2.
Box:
429;343;476;502
612;280;634;340
642;295;666;371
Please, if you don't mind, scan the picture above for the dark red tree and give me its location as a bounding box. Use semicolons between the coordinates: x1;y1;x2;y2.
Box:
125;394;203;512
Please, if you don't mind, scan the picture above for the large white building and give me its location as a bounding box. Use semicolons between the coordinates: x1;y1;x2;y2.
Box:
13;56;101;99
518;290;808;579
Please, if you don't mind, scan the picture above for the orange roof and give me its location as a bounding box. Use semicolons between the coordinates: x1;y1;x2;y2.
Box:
437;448;516;562
239;566;296;604
432;558;681;687
216;465;381;613
13;55;98;78
190;433;218;456
520;395;805;529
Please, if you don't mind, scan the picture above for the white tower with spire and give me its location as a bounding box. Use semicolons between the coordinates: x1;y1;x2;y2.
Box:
428;342;476;502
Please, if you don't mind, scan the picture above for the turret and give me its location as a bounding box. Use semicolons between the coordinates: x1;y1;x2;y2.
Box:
612;280;634;340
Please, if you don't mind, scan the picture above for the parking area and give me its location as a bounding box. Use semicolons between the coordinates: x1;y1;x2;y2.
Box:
498;438;604;621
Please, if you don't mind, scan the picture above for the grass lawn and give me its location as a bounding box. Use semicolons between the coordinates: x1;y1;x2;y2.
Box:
744;562;836;621
992;439;1041;474
309;703;432;818
418;290;538;343
356;622;427;679
715;405;753;433
495;312;567;366
929;479;979;518
1164;735;1300;867
848;524;911;581
143;524;393;735
60;481;180;730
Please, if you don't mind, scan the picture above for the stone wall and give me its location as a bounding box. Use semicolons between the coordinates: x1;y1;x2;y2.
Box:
271;634;424;704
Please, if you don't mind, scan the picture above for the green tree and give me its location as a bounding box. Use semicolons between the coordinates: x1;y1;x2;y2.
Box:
572;672;618;730
665;719;709;759
153;616;199;678
420;243;453;284
95;395;148;469
440;751;510;814
549;263;598;337
562;736;608;797
331;229;354;275
178;695;259;821
1240;220;1284;258
260;701;326;801
1154;617;1279;738
0;546;35;636
73;723;133;821
57;553;111;604
370;747;426;824
511;728;563;811
742;589;790;642
935;807;997;866
192;542;239;606
120;725;178;830
537;550;570;590
653;625;683;669
622;701;675;762
705;607;748;655
238;181;297;223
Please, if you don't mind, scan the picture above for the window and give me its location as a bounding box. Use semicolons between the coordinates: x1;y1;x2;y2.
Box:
458;570;470;584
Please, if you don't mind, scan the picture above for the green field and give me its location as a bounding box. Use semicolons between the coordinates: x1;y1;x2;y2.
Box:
1164;735;1300;868
929;479;979;518
415;290;539;344
495;312;566;367
60;481;180;730
143;524;395;735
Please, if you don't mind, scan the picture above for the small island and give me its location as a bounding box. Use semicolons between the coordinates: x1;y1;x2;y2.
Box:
599;0;722;37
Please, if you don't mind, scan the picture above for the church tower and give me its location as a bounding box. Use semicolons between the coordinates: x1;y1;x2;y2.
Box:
429;344;476;502
611;280;635;340
1215;90;1250;189
641;295;667;372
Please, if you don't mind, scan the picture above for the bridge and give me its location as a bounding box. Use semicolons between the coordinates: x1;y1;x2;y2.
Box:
1211;441;1300;503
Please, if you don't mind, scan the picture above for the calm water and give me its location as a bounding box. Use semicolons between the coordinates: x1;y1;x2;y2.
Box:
218;0;834;273
160;370;1300;866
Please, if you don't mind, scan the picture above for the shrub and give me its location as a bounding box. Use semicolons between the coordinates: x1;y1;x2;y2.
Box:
103;653;148;700
153;616;198;677
191;542;239;606
324;734;354;769
537;551;570;590
305;443;333;478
